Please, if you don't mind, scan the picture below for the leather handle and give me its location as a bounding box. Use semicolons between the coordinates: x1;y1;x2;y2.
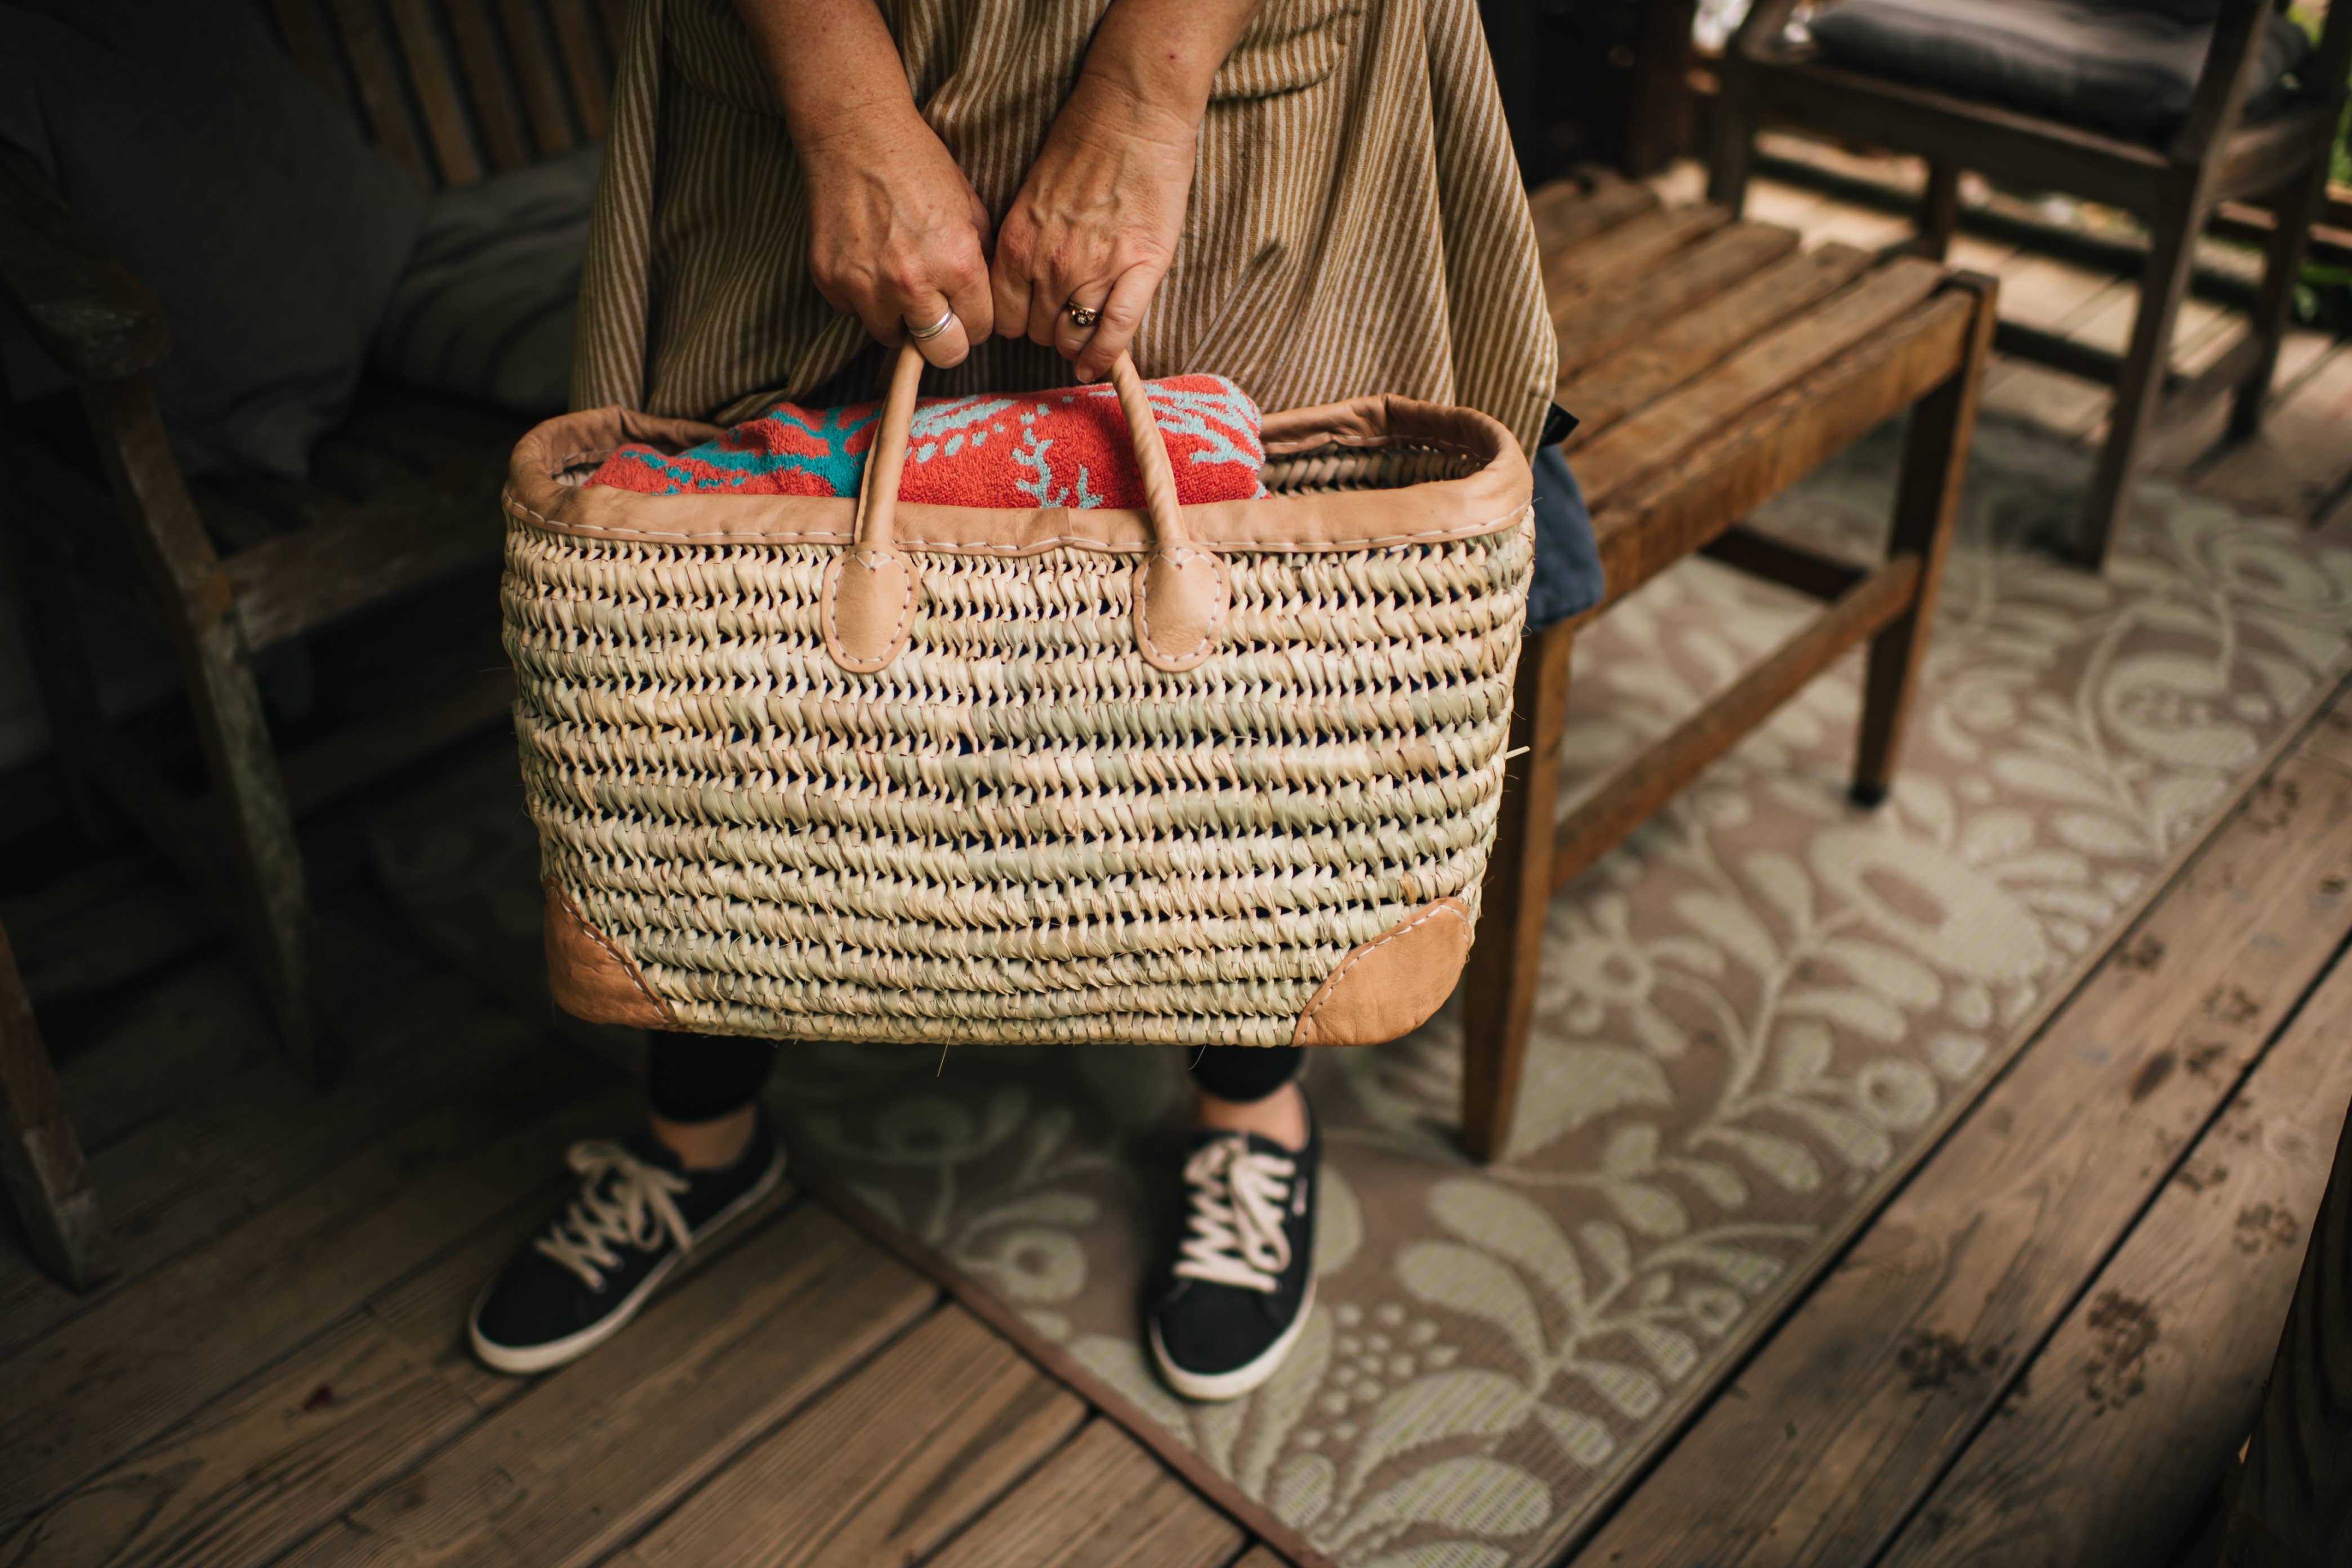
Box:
822;341;1230;675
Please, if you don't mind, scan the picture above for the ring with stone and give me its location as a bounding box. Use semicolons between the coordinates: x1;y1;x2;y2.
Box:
1066;299;1102;330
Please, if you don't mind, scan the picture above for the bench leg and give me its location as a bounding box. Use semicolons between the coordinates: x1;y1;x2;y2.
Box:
1461;622;1574;1162
79;378;341;1086
0;923;114;1292
2231;166;2332;441
1913;161;1961;262
1854;274;1998;805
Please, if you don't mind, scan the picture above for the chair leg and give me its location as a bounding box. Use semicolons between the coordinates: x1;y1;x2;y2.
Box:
77;378;341;1085
1461;622;1573;1163
1914;161;1961;261
2230;168;2333;440
0;922;114;1292
1704;79;1757;218
2075;186;2200;570
1854;275;1998;804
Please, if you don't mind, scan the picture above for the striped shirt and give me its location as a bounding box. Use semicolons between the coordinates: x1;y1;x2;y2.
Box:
571;0;1556;457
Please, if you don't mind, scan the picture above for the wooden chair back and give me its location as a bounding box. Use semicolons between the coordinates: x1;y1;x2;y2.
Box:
268;0;626;191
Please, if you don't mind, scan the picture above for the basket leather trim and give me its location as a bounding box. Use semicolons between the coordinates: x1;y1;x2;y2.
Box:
1291;897;1473;1048
504;395;1533;554
544;880;678;1031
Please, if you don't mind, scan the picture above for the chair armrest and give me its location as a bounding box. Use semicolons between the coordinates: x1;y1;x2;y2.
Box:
1727;0;1810;65
0;140;166;384
2172;0;2279;162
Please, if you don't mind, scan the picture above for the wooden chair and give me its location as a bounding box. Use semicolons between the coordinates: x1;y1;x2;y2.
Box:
0;919;112;1291
1457;173;1997;1161
1708;0;2352;569
0;0;620;1083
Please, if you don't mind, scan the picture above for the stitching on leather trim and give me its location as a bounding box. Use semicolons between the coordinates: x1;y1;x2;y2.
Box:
1134;549;1228;666
1294;901;1470;1045
550;881;679;1027
821;550;917;672
504;491;1532;552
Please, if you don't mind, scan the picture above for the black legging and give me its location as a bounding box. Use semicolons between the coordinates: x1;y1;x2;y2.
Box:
645;1032;1304;1124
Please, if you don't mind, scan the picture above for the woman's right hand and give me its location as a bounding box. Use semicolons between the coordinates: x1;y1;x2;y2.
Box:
797;110;995;367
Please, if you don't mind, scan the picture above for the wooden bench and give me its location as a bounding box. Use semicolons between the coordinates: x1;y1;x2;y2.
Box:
0;0;620;1084
1458;171;1998;1161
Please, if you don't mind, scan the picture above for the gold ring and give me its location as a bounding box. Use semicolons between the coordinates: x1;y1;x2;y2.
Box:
1066;300;1101;330
906;308;955;342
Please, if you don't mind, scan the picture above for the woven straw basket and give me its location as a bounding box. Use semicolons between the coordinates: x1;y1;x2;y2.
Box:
504;344;1534;1048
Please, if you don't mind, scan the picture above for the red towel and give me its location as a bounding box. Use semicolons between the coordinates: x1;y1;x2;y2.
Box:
587;375;1267;507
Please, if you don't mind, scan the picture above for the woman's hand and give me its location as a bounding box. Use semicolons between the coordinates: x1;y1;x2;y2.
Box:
799;109;995;367
991;73;1196;382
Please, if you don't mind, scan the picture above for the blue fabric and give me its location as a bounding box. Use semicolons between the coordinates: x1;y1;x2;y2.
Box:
1527;442;1602;630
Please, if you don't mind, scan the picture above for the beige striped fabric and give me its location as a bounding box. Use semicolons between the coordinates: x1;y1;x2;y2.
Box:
571;0;1557;456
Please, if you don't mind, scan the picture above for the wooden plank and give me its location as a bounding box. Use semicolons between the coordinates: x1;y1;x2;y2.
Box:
0;1315;474;1568
446;0;532;173
1557;242;1878;450
1574;257;1946;507
284;1204;934;1568
0;1066;635;1526
1571;746;2352;1568
626;1307;1086;1568
1230;1552;1292;1568
1880;956;2352;1567
546;0;609;140
0;963;553;1358
2191;342;2352;522
386;0;485;188
924;1419;1245;1568
327;0;428;183
1584;291;1977;608
1544;203;1729;303
497;0;574;154
1532;177;1659;253
2308;679;2352;779
1552;558;1918;893
271;0;346;101
1554;221;1801;380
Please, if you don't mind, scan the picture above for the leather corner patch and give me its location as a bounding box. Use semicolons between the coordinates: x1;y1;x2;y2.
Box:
1291;897;1473;1048
543;880;678;1030
820;547;922;673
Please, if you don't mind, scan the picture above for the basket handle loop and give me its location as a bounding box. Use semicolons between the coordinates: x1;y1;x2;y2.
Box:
819;341;1230;675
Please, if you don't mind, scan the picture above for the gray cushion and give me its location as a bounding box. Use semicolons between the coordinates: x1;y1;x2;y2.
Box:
1807;0;2314;143
0;0;427;476
371;147;600;415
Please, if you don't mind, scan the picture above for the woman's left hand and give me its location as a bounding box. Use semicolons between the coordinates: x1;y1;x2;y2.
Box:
991;71;1197;382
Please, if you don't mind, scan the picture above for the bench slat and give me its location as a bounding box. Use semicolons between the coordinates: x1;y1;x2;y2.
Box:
388;0;485;188
548;0;609;140
328;0;429;184
447;1;533;172
1544;202;1729;304
1554;221;1801;378
498;0;574;155
1571;248;1919;501
1531;176;1659;253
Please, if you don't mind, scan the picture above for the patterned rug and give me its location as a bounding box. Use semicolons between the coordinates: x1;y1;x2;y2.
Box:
373;416;2352;1568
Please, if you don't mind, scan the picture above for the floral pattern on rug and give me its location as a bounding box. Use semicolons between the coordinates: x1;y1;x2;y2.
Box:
370;417;2352;1568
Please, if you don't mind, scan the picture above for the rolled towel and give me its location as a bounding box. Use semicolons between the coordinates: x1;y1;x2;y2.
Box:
589;373;1267;506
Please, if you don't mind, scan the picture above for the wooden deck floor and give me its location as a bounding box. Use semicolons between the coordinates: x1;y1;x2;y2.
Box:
5;168;2351;1568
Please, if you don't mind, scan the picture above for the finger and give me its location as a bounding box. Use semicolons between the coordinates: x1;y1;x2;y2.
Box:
1052;279;1113;366
991;221;1034;340
944;256;994;350
1073;265;1159;382
905;300;971;369
1027;255;1072;349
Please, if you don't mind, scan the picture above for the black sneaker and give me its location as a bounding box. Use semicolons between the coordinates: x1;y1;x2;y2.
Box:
468;1113;785;1374
1148;1110;1320;1401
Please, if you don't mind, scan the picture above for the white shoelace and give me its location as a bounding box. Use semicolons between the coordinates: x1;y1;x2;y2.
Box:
534;1141;694;1289
1173;1137;1298;1293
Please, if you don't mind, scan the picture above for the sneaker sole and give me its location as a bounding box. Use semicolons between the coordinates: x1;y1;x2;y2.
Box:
467;1142;787;1377
1149;1277;1318;1403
